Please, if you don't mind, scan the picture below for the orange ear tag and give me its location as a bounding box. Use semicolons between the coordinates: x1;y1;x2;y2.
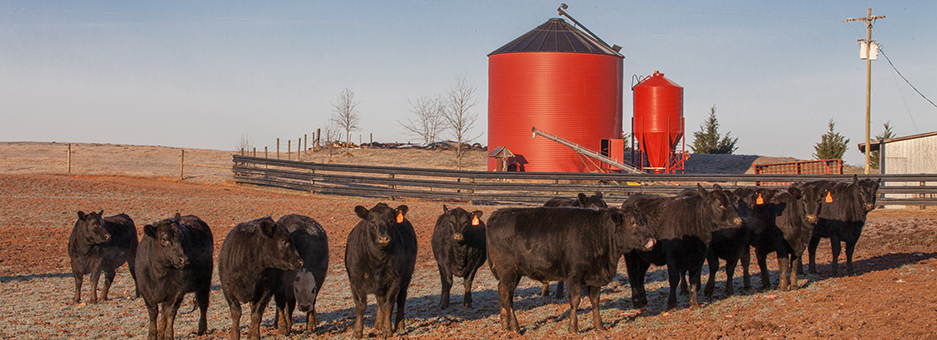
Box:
396;212;404;223
825;192;833;203
756;193;764;205
471;215;480;226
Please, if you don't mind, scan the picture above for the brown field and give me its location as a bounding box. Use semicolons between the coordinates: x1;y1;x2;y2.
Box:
0;142;934;339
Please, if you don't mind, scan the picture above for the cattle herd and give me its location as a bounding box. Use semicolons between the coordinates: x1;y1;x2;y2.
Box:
66;175;880;339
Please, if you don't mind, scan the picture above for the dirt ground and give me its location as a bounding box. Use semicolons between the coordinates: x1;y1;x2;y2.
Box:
1;142;935;339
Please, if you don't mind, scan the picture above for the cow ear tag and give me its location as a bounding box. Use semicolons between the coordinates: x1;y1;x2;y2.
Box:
756;193;764;205
471;215;480;226
825;192;833;203
396;211;404;223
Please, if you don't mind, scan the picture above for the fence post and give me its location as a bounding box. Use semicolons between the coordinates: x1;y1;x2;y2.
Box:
287;139;291;161
277;138;280;160
180;149;185;180
298;138;302;161
253;147;256;157
921;181;926;210
304;135;307;158
67;143;71;174
316;128;321;149
264;146;268;159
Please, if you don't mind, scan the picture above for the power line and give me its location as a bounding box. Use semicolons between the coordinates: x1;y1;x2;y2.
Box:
879;48;937;110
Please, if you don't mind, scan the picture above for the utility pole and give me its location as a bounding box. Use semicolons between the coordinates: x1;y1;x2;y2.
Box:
846;8;885;174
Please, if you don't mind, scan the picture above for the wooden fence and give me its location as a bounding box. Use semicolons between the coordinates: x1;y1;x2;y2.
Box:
231;155;937;206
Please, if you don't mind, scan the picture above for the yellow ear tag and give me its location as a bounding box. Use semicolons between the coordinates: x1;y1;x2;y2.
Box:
756;193;764;205
825;192;833;203
396;212;404;223
471;215;480;226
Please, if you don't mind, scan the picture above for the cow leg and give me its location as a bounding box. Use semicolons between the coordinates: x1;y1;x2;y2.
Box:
274;293;290;335
776;252;791;291
687;266;702;309
665;261;681;311
588;286;605;332
463;269;478;308
286;299;296;334
72;272;83;303
741;245;751;289
306;308;317;334
555;281;566;299
100;269;116;301
625;252;649;309
225;294;242;340
127;257;140;298
679;273;689;295
704;250;719;297
829;237;842;277
162;295;185;340
144;298;159;340
566;282;582;333
351;289;367;338
497;274;521;333
157;301;169;340
845;240;857;276
89;268;102;304
394;288;408;334
807;236;821;275
754;248;770;290
790;257;801;290
723;256;739;297
540;281;551;297
249;296;272;340
195;285;209;335
438;265;453;309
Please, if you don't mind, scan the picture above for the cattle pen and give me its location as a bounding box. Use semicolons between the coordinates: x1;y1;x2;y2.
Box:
231;155;937;206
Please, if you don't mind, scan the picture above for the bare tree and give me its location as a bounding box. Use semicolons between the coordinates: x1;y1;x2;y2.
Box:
330;88;361;153
399;95;446;144
322;122;342;161
442;75;481;169
235;133;253;155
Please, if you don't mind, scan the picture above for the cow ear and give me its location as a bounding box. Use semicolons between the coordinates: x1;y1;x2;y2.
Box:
259;219;277;238
788;186;802;199
144;225;157;238
473;210;484;219
712;184;723;191
396;205;409;216
697;184;710;198
853;174;859;185
443;205;449;213
594;191;603;199
354;206;369;219
98;210;104;216
608;209;625;226
77;211;86;219
578;193;588;204
174;213;182;220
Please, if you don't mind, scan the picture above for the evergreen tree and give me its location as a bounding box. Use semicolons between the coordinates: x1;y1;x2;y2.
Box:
691;105;738;154
870;121;895;169
813;118;850;160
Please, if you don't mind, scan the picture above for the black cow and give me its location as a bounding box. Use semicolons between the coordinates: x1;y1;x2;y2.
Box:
624;184;742;311
802;176;880;276
486;206;655;334
345;203;417;338
135;213;214;340
219;217;304;340
272;214;329;335
68;211;139;304
431;205;486;309
540;192;608;298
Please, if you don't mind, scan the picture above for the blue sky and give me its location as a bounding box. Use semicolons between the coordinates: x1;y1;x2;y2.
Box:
2;1;935;167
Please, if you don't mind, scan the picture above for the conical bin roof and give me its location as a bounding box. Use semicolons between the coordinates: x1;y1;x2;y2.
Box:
489;18;621;56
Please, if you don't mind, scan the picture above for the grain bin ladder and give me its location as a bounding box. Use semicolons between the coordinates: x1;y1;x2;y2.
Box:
531;126;644;174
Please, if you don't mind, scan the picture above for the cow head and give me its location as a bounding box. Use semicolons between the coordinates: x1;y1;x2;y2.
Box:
293;268;318;313
75;210;110;244
255;217;303;271
700;184;743;229
856;176;881;212
355;203;408;249
442;205;483;244
791;185;821;225
578;192;608;209
143;219;188;269
610;205;655;253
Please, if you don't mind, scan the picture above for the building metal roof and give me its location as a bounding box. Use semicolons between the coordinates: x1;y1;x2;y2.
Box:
858;130;937;153
489;18;622;56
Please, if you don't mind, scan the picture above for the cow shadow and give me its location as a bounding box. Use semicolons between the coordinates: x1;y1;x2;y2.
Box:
0;272;72;283
797;251;937;281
